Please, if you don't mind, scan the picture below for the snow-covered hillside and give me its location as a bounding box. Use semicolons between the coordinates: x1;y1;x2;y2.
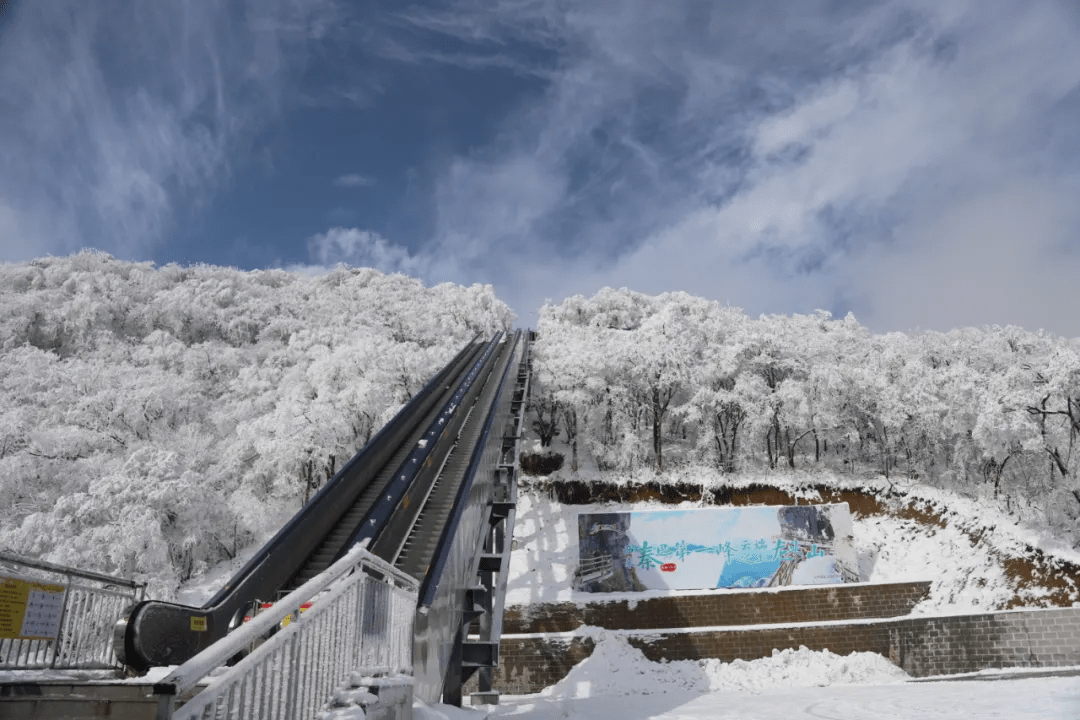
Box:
504;473;1080;614
5;264;1078;610
0;253;512;598
532;288;1080;550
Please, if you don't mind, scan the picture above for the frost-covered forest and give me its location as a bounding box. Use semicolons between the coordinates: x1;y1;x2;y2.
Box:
5;255;1080;601
532;289;1080;547
0;252;512;598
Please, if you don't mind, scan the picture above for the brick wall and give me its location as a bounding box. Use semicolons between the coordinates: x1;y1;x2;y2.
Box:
503;581;931;633
488;607;1080;695
888;608;1080;676
484;636;596;696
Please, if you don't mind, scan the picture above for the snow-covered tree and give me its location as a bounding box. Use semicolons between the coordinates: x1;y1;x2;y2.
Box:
533;288;1080;547
0;252;513;598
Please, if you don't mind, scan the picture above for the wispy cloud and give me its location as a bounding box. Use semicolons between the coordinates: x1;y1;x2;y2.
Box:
332;173;376;188
385;0;1080;335
377;0;567;77
0;0;334;261
9;0;1080;336
606;0;1080;332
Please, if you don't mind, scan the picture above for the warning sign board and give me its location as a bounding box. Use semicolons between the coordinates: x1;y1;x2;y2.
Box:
0;575;67;641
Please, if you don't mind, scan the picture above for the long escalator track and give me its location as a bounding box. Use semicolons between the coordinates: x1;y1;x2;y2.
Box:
289;335;499;589
387;339;514;581
115;331;522;677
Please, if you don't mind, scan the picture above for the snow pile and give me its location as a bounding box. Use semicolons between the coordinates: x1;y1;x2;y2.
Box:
699;646;908;693
491;666;1080;720
541;630;706;698
540;631;907;700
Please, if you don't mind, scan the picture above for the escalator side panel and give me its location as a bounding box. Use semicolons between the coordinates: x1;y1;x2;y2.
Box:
366;341;508;567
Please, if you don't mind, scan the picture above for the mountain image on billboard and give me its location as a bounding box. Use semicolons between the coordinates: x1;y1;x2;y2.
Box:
575;504;859;593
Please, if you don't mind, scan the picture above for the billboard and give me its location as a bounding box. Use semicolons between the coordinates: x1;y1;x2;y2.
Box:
575;504;859;593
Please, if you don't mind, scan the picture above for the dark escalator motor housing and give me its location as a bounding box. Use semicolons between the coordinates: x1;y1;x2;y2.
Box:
115;601;225;672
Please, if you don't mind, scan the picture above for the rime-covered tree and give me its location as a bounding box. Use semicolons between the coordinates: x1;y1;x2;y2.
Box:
0;252;513;598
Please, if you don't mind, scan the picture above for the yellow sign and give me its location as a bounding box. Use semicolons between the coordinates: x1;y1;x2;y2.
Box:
280;602;312;628
0;575;67;641
190;616;208;632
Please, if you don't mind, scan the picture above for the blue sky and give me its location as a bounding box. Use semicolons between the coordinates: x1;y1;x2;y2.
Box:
2;0;1080;335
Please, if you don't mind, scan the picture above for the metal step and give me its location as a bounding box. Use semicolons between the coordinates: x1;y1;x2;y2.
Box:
393;429;483;579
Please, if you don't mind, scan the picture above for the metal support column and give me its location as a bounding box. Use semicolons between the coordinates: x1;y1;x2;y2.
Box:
468;333;531;706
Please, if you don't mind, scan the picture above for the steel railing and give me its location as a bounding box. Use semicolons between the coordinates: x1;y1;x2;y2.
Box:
0;552;145;670
155;543;418;720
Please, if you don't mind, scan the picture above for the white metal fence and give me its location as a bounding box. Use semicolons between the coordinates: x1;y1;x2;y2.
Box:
157;544;418;720
0;553;145;670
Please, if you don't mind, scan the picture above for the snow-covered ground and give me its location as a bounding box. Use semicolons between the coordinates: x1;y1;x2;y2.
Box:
414;636;1080;719
473;474;1080;718
474;673;1080;719
173;541;264;607
485;638;1080;719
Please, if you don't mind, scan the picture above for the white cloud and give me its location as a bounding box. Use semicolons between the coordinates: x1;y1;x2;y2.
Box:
332;173;375;188
753;82;862;159
434;155;566;251
407;0;1080;335
9;0;1080;337
302;227;427;277
846;179;1080;333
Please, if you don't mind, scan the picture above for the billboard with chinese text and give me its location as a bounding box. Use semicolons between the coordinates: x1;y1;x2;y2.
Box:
575;504;859;593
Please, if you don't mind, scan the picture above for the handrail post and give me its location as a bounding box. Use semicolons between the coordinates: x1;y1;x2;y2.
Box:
285;630;301;717
355;572;368;672
155;691;174;720
48;569;73;669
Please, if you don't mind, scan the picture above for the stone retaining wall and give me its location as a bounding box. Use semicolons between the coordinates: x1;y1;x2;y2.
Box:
490;607;1080;694
503;581;931;633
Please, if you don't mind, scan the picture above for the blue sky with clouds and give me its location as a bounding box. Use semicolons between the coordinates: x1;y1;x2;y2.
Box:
2;0;1080;335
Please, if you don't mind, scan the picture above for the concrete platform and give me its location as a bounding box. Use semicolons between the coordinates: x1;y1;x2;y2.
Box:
0;681;203;720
